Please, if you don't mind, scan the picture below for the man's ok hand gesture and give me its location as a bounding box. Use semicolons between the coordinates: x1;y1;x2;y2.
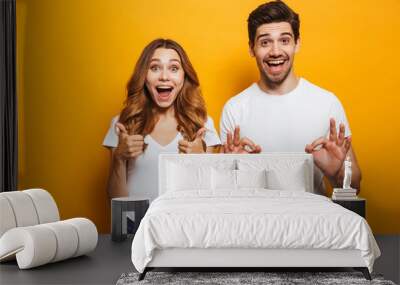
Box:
223;126;261;154
114;122;144;160
305;118;351;177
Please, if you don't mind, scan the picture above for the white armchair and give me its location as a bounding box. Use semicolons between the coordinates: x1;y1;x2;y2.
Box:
0;189;98;269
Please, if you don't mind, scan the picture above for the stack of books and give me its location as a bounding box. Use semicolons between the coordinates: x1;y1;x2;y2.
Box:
332;188;358;200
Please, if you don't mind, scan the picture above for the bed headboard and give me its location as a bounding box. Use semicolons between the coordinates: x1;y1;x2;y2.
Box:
158;153;314;195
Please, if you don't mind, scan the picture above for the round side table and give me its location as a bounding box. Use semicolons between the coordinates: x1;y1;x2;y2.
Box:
111;196;150;242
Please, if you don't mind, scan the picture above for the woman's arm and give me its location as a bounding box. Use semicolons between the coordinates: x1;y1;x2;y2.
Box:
207;145;221;153
106;123;144;198
106;148;129;198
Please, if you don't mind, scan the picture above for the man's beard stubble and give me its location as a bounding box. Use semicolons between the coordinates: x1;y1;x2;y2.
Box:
261;64;293;89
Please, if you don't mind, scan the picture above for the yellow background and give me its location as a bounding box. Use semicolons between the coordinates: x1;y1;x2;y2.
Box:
16;0;400;234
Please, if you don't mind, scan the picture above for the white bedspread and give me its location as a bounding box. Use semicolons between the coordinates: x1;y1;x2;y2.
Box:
131;190;380;273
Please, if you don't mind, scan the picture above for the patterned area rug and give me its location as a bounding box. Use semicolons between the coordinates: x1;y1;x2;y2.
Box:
116;271;396;285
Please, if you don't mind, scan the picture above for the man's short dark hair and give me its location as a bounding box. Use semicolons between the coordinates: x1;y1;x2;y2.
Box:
247;1;300;47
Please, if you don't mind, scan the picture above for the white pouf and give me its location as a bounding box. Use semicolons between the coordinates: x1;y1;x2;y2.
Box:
0;189;98;269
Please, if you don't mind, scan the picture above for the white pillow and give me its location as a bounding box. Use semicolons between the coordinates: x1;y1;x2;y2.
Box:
237;169;267;188
167;162;212;192
237;159;308;191
211;168;236;190
211;168;267;190
266;165;306;191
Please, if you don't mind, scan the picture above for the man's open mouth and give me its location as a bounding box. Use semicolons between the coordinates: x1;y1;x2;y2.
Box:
264;59;287;75
265;59;286;67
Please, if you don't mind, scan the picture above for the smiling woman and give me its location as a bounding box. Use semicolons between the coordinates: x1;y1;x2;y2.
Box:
146;49;184;108
102;39;221;201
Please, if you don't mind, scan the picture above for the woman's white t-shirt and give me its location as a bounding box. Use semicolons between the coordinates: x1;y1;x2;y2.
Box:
103;116;221;202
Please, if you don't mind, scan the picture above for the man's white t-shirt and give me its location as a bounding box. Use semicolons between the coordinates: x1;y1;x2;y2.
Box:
103;116;221;202
220;78;351;195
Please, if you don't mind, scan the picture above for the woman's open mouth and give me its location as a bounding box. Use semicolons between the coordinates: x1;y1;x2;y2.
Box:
156;86;174;101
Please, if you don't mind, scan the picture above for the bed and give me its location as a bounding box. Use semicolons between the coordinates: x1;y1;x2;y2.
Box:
131;153;380;280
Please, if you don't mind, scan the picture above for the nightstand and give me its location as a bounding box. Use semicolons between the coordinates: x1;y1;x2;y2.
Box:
111;196;150;242
332;197;366;218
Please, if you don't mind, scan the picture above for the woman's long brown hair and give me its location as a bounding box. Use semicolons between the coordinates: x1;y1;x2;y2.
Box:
118;39;207;141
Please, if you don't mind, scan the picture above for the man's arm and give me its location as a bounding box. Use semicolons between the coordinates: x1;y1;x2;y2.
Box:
219;102;234;153
220;103;236;146
327;146;362;194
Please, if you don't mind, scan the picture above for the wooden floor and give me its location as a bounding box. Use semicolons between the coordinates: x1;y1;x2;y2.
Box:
0;235;398;285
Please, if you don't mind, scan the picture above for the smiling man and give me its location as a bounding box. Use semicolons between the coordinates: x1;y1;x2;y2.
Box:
220;0;361;195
